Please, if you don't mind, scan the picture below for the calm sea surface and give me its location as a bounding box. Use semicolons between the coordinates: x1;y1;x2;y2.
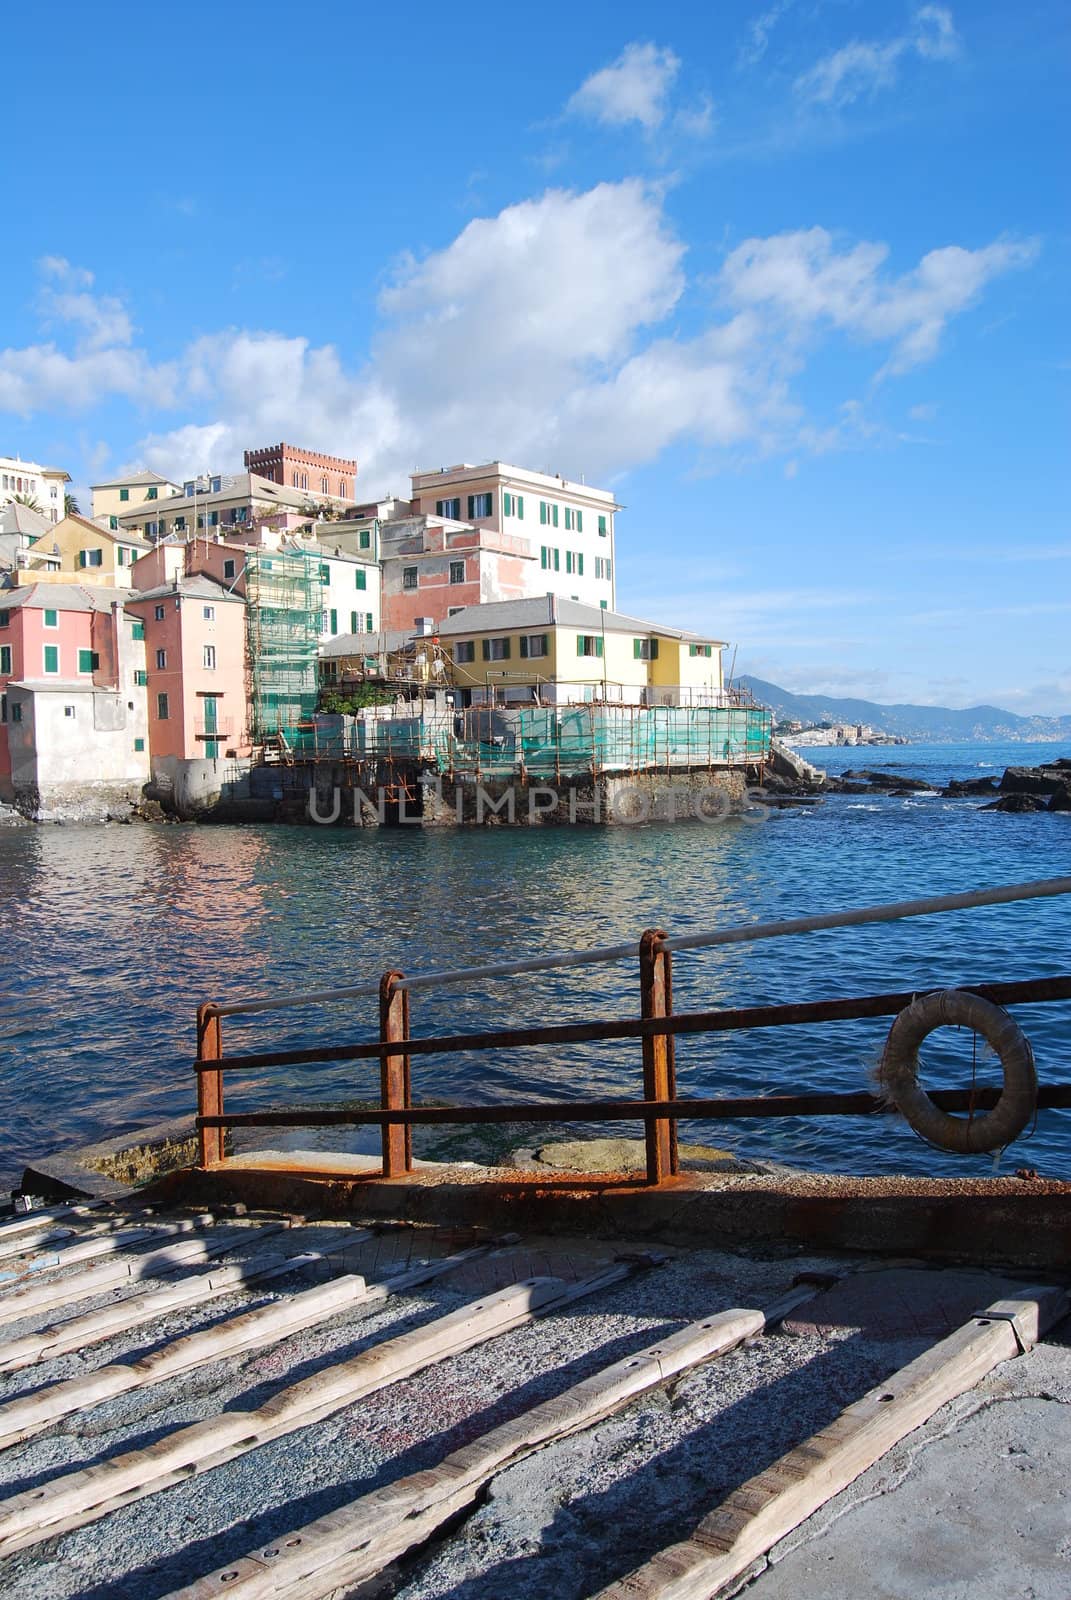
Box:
0;740;1068;1191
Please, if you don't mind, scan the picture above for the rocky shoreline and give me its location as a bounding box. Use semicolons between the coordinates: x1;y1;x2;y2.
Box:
761;755;1071;815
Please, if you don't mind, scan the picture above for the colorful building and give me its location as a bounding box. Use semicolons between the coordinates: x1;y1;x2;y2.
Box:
19;515;150;587
243;442;356;502
435;596;726;707
126;574;248;811
90;469;181;523
0;584;149;817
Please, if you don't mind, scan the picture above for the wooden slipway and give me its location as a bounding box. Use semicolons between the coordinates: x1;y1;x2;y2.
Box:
0;1200;1065;1599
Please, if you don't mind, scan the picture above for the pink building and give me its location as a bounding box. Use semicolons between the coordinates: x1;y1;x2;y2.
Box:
0;583;149;818
379;517;532;632
126;575;248;811
244;442;356;501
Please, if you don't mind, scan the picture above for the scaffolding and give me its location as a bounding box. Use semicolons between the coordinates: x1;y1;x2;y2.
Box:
245;551;325;743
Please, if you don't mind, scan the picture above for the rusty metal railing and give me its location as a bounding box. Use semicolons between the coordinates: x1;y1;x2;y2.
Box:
194;877;1071;1184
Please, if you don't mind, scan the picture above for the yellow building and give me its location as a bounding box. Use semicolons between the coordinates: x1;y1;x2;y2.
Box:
90;470;180;523
18;515;152;588
436;596;726;706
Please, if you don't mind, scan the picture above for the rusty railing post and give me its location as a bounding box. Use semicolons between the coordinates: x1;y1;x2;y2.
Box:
639;928;678;1185
379;971;413;1177
196;1003;225;1168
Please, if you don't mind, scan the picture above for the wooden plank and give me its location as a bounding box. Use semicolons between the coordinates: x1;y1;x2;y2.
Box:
0;1265;632;1556
0;1225;255;1329
0;1213;216;1289
165;1305;770;1600
0;1228;351;1373
593;1286;1069;1600
0;1241;492;1450
0;1199;110;1256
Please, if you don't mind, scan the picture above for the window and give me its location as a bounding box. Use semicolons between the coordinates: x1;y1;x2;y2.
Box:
598;514;608;536
576;511;583;532
233;506;248;524
576;635;604;658
147;486;157;500
44;609;58;628
435;497;461;519
321;476;329;494
134;737;145;752
454;641;476;664
519;634;549;659
223;558;236;580
184;481;195;498
154;604;165;621
633;638;660;661
119;488;130;502
566;551;583;575
365;612;374;633
448;606;464;616
64;705;76;718
321;610;330;634
0;610;8;627
210;510;219;527
210;476;221;493
319;563;331;582
350;611;359;634
135;670;148;686
329;609;338;635
564;508;574;531
359;529;371;550
577;552;584;576
539;501;560;527
203;605;215;621
78;549;104;568
174;516;186;533
109;515;119;531
44;644;59;674
155;647;168;669
481;637;511;661
339;480;348;497
449;560;465;585
78;649;100;673
467;492;493;519
158;521;167;535
157;693;169;720
146;522;157;538
292;472;299;487
403;567;418;590
688;643;714;658
0;694;5;720
10;702;22;722
355;568;367;590
203;645;216;669
0;646;10;674
503;492;524;519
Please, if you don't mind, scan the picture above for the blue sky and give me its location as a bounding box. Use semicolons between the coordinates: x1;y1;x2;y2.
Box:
4;0;1068;712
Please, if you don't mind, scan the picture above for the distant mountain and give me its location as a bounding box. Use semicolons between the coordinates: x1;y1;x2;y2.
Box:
737;676;1071;744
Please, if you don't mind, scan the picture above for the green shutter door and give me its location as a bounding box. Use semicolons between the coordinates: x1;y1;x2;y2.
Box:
519;636;529;658
482;639;491;660
330;609;338;634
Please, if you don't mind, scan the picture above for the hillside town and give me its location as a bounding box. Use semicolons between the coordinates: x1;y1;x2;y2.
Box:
0;444;762;821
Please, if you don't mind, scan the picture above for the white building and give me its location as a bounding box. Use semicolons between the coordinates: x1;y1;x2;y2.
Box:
1;456;71;524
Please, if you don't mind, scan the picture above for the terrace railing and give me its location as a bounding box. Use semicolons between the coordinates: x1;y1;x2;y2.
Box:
194;877;1071;1184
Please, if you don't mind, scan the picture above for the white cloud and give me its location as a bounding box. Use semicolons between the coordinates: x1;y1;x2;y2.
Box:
721;226;1037;373
738;0;797;69
795;6;962;106
566;42;681;131
36;255;134;351
0;192;1040;492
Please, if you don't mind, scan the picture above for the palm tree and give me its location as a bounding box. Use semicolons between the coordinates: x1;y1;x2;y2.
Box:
64;492;80;516
11;492;41;513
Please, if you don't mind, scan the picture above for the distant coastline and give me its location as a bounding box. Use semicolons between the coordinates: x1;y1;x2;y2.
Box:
740;674;1071;745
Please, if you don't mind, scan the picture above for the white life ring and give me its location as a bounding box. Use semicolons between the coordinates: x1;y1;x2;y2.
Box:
878;990;1037;1154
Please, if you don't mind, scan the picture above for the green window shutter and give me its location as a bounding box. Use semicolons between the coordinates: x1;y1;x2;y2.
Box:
330;609;338;634
78;550;87;568
366;612;374;632
598;515;607;535
359;529;370;549
576;511;583;532
502;638;511;659
596;637;604;658
356;568;366;589
320;563;330;582
552;505;559;527
350;611;358;633
44;644;59;673
519;635;529;658
44;609;58;627
541;546;548;570
0;646;10;673
78;649;93;673
517;496;524;518
542;634;549;654
634;639;642;659
132;622;145;640
482;639;491;661
651;639;659;660
467;495;475;520
577;553;584;576
134;737;145;752
540;502;547;525
135;670;148;686
553;549;560;571
688;644;696;658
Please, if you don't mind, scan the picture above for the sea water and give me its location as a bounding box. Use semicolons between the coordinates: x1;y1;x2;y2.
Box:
0;740;1067;1190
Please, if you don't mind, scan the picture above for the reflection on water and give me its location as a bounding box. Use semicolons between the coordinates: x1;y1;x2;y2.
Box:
0;739;1068;1190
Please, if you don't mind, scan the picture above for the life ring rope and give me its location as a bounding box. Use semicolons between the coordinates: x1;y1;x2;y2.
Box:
877;989;1037;1154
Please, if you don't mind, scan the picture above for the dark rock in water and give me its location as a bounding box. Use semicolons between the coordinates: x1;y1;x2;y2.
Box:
981;793;1049;812
1049;787;1071;812
841;768;937;791
837;782;872;794
943;776;999;797
999;765;1071;797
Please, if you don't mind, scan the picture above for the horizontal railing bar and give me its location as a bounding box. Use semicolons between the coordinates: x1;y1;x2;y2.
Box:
205;876;1071;1018
198;1080;1071;1128
194;975;1071;1073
